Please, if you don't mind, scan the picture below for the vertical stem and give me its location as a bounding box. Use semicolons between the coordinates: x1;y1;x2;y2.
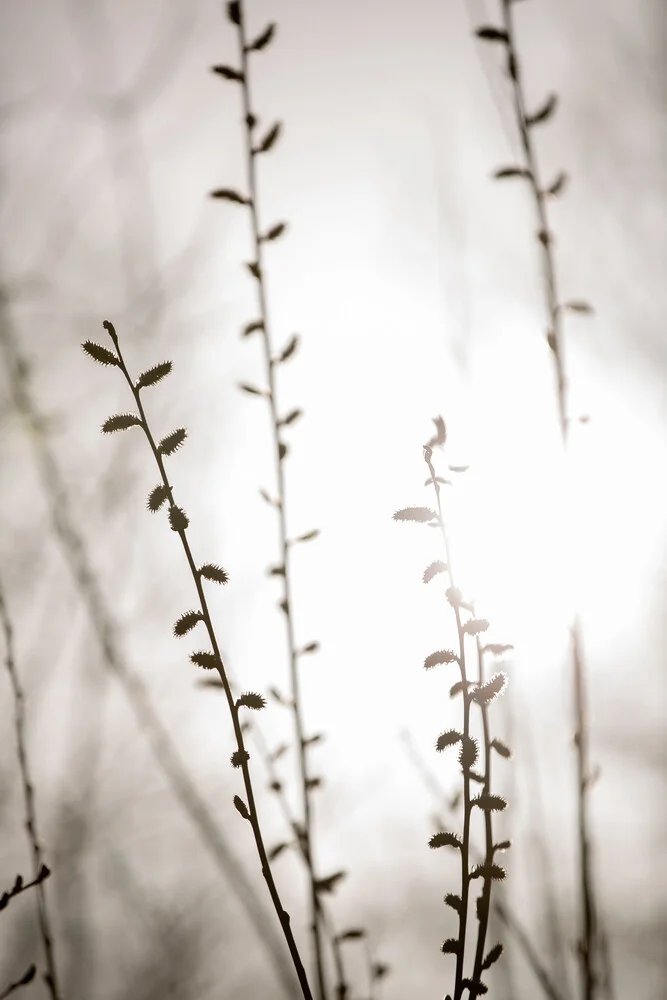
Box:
251;723;350;998
471;639;494;983
0;299;296;996
0;579;62;1000
498;3;598;996
400;729;566;1000
573;623;596;1000
108;326;313;1000
500;0;567;441
453;601;472;1000
424;454;472;1000
231;7;327;997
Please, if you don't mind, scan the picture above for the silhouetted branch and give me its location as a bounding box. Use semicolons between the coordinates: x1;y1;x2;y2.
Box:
0;864;51;914
0;577;61;1000
83;318;313;999
400;729;566;1000
246;716;351;999
394;426;511;998
0;295;297;997
0;965;36;1000
473;4;603;995
211;2;332;995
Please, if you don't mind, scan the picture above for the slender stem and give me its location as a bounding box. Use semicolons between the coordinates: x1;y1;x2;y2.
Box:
0;579;62;1000
0;301;296;996
251;723;350;998
499;4;599;996
0;966;37;1000
231;7;327;997
572;622;596;1000
494;900;566;1000
321;911;348;1000
424;454;472;1000
471;638;494;982
106;324;313;1000
500;0;567;441
1;865;51;910
400;729;566;1000
452;598;472;1000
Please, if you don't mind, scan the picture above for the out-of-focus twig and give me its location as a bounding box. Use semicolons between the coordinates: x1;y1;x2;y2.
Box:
0;576;61;1000
0;965;37;1000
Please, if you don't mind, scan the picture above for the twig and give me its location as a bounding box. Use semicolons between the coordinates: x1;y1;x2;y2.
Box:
0;966;36;1000
470;633;496;985
400;729;566;1000
0;865;51;913
246;717;351;999
0;299;297;996
211;3;327;995
394;429;510;998
83;319;313;1000
571;621;597;1000
0;577;61;1000
424;444;505;1000
362;937;390;1000
473;5;602;996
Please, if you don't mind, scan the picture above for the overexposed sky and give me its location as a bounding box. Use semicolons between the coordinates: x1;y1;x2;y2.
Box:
1;1;665;998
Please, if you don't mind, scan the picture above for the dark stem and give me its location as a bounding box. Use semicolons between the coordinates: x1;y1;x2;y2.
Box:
107;323;313;1000
471;638;494;983
424;453;472;1000
573;621;596;1000
452;598;472;1000
401;729;566;1000
251;723;350;998
1;865;51;910
233;7;327;998
0;580;62;1000
500;0;567;441
0;966;37;1000
499;4;599;995
0;301;296;995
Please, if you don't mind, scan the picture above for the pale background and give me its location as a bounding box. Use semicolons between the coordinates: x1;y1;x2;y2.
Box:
0;0;665;998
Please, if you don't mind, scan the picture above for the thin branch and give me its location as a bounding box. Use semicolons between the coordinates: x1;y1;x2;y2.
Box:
0;966;37;1000
492;4;601;995
91;319;313;1000
0;296;297;996
423;450;474;1000
395;441;509;997
571;621;597;1000
0;578;61;1000
0;864;51;913
215;4;328;995
400;729;566;1000
498;0;568;441
470;636;495;984
247;718;351;999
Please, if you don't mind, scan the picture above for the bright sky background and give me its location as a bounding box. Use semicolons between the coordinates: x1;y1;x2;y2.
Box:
0;0;665;997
